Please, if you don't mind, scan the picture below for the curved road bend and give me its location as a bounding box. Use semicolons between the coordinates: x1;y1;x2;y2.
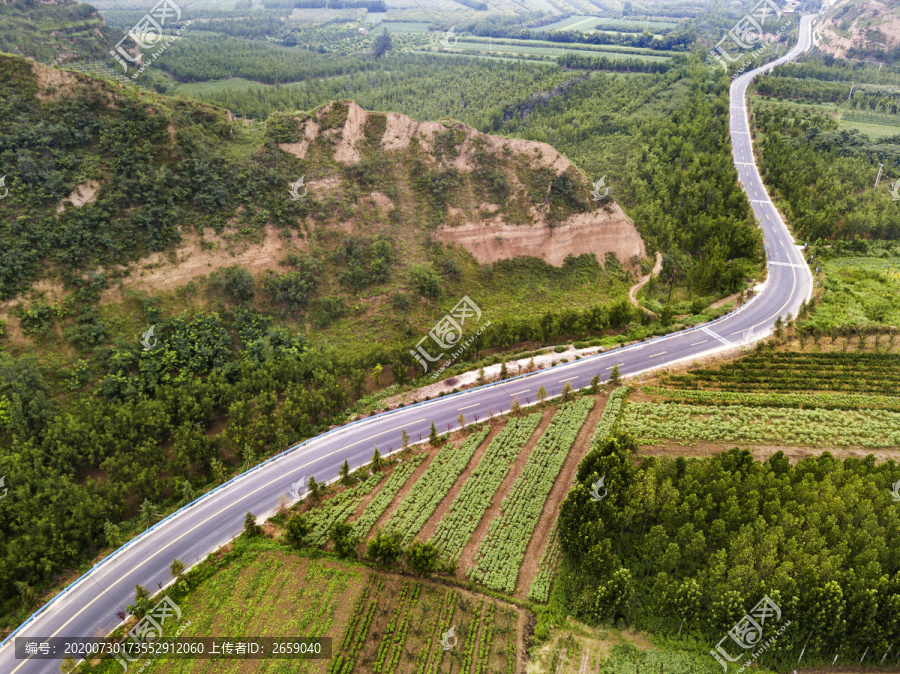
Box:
2;15;816;673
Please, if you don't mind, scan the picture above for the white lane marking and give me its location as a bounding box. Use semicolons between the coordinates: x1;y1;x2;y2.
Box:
558;376;579;382
690;340;708;346
648;352;666;358
458;403;479;410
509;389;530;396
702;327;732;346
770;261;806;268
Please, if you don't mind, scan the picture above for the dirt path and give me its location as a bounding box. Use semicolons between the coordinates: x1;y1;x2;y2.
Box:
455;407;557;579
414;419;508;543
514;394;608;600
628;251;662;315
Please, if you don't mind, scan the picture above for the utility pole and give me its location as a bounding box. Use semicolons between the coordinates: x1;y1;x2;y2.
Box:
875;162;885;188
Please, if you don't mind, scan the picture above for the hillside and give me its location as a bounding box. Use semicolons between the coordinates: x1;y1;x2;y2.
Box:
0;0;115;64
815;0;900;62
0;54;646;356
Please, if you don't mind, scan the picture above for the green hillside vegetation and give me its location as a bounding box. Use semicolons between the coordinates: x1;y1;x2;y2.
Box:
751;57;900;241
0;0;115;64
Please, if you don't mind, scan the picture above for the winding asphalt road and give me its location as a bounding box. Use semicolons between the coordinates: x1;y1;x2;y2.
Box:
2;15;816;672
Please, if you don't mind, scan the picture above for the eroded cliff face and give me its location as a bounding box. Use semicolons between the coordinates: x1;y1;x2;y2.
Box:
276;100;647;270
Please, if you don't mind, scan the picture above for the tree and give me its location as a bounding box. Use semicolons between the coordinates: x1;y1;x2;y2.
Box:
284;514;311;549
244;511;262;537
774;315;784;339
104;520;121;548
139;499;159;531
366;529;404;567
371;446;383;471
477;365;486;385
330;522;358;558
457;413;466;429
610;364;621;385
169;558;185;581
307;475;320;501
401;429;410;449
373;28;392;57
499;361;508;380
429;421;439;446
590;374;601;393
371;363;383;387
61;655;77;673
561;381;575;402
180;479;194;506
510;396;521;415
537;385;547;404
406;540;440;574
528;356;536;372
134;584;150;601
340;459;352;486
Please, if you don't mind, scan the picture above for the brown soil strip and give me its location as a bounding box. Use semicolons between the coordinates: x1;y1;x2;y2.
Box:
414;418;509;544
638;440;900;464
514;395;608;600
455;406;557;579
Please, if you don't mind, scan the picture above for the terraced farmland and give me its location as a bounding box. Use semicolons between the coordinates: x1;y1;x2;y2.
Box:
329;572;519;674
350;456;424;539
468;397;595;592
429;413;542;561
382;425;491;545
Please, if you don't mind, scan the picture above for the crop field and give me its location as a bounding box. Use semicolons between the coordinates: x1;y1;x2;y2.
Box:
133;545;367;673
661;350;900;394
350;456;424;539
306;471;385;546
527;518;560;603
329;572;519;674
468;397;594;592
429;413;542;562
442;41;672;62
462;36;681;56
104;537;522;674
536;15;679;32
621;401;900;448
382;425;490;545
